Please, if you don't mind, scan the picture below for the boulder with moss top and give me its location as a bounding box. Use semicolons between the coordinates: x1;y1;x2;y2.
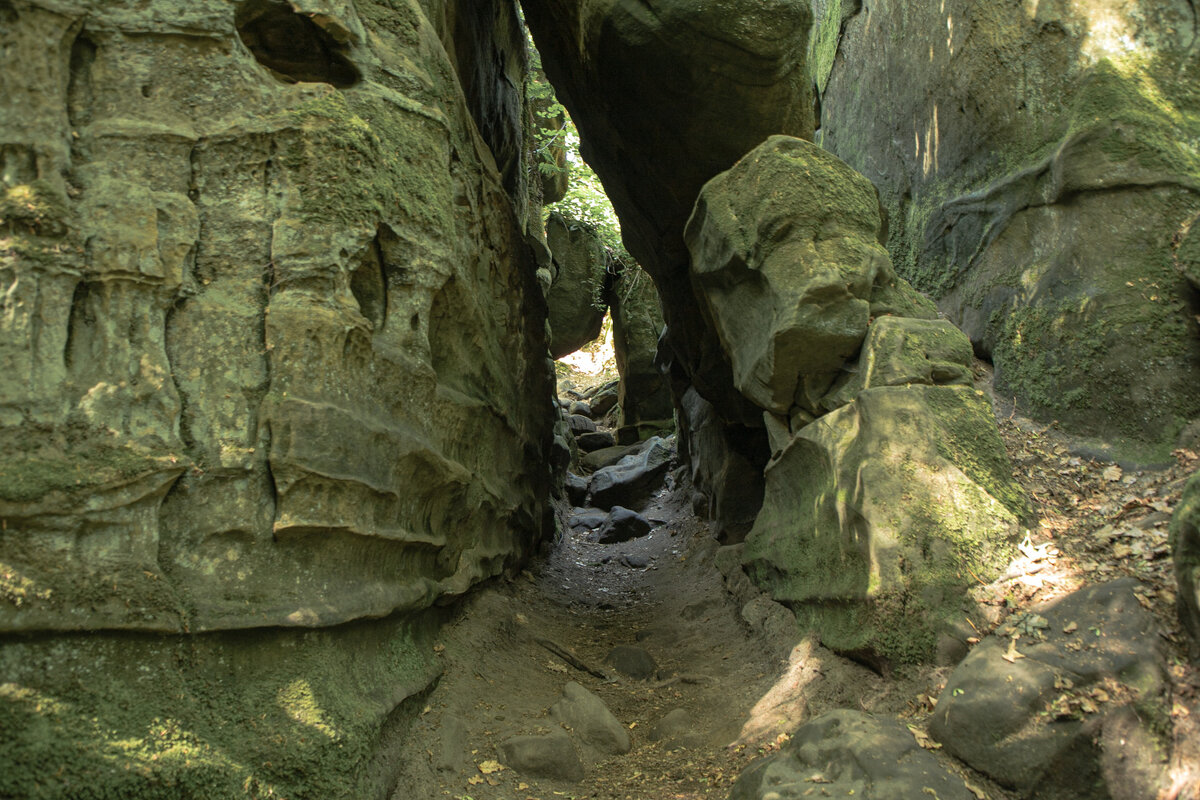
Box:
743;383;1029;668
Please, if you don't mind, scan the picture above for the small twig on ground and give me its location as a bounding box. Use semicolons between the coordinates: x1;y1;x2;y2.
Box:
535;637;609;680
650;674;716;689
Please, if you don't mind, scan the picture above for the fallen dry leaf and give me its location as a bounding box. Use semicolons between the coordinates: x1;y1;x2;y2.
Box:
907;724;943;750
1062;621;1078;634
965;780;987;799
1002;636;1026;663
1102;465;1123;482
478;759;504;774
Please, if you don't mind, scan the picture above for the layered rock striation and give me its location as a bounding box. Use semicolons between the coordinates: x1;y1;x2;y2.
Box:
0;0;551;795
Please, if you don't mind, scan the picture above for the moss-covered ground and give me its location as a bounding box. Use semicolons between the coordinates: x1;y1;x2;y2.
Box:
0;613;439;800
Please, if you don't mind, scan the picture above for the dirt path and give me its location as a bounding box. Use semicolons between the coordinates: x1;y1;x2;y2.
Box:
389;365;1200;800
390;476;910;800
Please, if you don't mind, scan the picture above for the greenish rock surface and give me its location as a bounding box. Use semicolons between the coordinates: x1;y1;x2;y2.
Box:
545;213;611;358
0;612;440;800
813;0;1200;459
743;385;1028;667
523;0;814;428
0;0;550;795
822;316;973;410
685;136;891;416
610;266;672;433
930;579;1169;799
730;709;973;800
1171;469;1200;659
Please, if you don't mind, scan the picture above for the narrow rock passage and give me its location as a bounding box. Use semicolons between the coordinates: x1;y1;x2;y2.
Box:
388;458;930;800
390;482;773;798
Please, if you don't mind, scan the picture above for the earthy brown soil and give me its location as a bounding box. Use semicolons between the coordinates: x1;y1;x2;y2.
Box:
389;365;1200;800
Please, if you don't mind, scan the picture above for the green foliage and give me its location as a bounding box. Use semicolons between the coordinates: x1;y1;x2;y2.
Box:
524;30;632;270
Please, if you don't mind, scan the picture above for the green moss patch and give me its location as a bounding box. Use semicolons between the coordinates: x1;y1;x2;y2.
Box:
0;613;439;799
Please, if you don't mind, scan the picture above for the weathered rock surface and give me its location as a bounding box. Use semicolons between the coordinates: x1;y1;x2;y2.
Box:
812;0;1200;457
821;316;973;410
930;579;1169;799
567;413;597;434
576;430;615;452
648;708;702;750
564;472;589;507
685;135;896;415
683;137;1025;665
678;387;768;542
0;0;550;795
595;506;652;544
605;644;658;681
550;681;631;757
498;729;585;782
730;710;973;800
1171;470;1200;659
568;508;608;531
588;436;673;511
545;213;610;358
610;266;672;432
743;385;1028;666
588;380;620;418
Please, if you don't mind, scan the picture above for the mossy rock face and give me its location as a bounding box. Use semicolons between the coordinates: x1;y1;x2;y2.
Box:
545;213;611;358
522;0;814;430
1;0;552;632
611;266;673;428
743;384;1028;667
0;614;439;800
813;0;1200;459
2;0;551;795
684;135;893;416
822;316;973;410
1171;469;1200;660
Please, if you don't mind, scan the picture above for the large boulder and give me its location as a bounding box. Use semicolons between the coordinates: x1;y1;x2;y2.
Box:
588;436;673;511
812;0;1200;458
550;682;631;757
930;580;1170;799
545;213;611;358
684;135;898;416
730;710;974;800
742;384;1029;667
1172;469;1200;659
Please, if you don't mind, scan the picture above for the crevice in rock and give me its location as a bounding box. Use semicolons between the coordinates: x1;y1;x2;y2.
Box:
350;231;388;331
234;0;360;89
66;30;96;130
62;279;94;376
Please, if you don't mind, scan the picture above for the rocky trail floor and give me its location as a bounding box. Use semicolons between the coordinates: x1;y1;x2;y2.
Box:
389;364;1200;800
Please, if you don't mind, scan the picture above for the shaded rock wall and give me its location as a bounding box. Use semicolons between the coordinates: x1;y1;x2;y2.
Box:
610;266;672;437
522;0;814;426
812;0;1200;458
1;0;550;794
521;0;814;533
544;213;610;359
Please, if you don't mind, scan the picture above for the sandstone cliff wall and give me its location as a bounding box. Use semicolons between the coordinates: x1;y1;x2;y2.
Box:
0;0;550;795
812;0;1200;459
